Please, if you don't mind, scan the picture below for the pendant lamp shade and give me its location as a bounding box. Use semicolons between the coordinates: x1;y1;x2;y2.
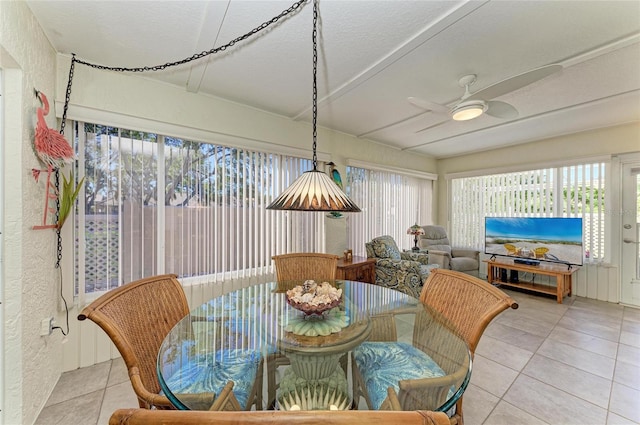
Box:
267;169;361;212
266;0;360;213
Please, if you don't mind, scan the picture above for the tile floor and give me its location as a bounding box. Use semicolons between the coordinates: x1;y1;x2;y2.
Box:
36;289;640;425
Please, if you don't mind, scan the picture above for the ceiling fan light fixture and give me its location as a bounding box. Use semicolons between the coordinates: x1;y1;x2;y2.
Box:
451;100;487;121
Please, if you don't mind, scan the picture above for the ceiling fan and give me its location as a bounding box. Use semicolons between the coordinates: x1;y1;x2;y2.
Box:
408;64;563;132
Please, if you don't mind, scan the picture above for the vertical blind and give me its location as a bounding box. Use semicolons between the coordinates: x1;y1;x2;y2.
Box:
449;162;607;263
346;165;433;256
74;121;323;301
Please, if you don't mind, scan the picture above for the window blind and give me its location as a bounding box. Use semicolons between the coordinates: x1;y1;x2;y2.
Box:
449;162;607;263
73;122;322;301
346;166;433;256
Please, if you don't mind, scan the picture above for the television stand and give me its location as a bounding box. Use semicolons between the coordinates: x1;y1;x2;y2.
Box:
485;259;578;304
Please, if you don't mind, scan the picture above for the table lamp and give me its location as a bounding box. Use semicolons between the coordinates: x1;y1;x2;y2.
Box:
407;224;425;251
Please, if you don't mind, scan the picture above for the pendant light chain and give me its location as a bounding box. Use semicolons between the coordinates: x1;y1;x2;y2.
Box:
311;0;318;171
73;0;307;73
53;54;76;270
55;0;308;257
264;0;361;212
55;0;356;214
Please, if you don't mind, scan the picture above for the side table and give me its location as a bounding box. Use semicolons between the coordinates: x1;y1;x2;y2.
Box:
336;256;376;284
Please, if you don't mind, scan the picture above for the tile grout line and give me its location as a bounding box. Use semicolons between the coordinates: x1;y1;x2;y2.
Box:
480;295;568;425
95;359;113;425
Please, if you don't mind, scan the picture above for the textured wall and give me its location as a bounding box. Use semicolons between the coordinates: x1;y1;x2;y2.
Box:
1;2;62;424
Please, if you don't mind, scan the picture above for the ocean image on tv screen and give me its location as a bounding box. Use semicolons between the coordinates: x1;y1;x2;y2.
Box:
485;217;583;266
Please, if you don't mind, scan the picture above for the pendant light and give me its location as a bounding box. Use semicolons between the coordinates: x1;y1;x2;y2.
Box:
267;0;360;212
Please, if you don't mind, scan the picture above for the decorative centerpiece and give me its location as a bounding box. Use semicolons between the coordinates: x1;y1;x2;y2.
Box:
286;280;342;318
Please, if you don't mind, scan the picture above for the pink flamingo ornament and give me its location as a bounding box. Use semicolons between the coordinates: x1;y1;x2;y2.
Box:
32;90;75;229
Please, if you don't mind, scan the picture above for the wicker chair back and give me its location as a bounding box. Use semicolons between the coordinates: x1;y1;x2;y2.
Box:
78;274;243;411
272;252;339;282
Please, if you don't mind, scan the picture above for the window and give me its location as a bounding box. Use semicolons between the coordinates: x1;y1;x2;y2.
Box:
346;163;433;255
74;122;323;299
449;161;607;263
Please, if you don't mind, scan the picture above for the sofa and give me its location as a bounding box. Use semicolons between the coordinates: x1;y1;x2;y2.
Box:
365;235;439;298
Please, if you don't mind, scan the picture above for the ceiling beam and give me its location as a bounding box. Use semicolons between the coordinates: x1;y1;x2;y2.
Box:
186;0;231;93
291;0;490;121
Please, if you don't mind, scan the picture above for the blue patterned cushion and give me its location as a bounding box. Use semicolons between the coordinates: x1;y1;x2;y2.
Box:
163;348;261;409
353;342;447;410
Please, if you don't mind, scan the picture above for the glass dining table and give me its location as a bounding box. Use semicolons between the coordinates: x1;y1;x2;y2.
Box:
157;280;471;413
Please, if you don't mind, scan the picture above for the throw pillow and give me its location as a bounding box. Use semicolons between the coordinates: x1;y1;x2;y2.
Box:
370;236;401;260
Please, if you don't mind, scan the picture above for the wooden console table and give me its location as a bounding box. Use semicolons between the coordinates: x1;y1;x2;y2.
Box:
485;259;579;304
336;256;376;284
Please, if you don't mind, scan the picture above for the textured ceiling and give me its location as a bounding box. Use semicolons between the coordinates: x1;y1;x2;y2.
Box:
26;0;640;158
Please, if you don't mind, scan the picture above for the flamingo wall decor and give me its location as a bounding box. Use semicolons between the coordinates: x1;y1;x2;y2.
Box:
31;90;76;230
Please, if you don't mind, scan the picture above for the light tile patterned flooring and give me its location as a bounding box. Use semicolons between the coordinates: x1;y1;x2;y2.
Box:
36;289;640;425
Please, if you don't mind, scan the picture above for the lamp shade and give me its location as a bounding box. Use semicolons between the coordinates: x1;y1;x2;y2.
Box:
267;169;361;212
407;224;424;235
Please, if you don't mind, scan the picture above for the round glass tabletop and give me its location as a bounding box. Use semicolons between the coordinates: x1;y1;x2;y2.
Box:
157;280;471;413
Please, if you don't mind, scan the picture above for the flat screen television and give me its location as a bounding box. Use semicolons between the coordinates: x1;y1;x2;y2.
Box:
485;217;583;267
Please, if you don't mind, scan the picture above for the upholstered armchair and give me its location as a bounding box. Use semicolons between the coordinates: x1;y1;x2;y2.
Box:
365;235;438;298
418;225;480;277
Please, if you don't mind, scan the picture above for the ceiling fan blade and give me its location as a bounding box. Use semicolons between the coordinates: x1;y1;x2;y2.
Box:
485;100;518;119
468;64;562;101
407;97;449;114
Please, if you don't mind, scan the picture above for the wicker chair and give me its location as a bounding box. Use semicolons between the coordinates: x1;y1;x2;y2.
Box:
352;269;518;425
272;252;340;282
351;307;470;415
415;269;518;424
78;274;261;411
268;253;340;408
109;407;451;425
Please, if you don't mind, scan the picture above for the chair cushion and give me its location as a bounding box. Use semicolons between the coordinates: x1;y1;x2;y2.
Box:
163;348;261;409
427;244;451;255
450;257;479;272
420;226;453;253
421;226;450;243
365;242;375;258
353;341;447;410
370;236;401;260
